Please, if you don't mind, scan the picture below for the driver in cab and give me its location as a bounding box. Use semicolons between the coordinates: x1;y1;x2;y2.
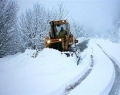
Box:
59;27;67;38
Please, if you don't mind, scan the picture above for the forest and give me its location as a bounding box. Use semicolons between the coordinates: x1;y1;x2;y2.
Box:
0;0;120;58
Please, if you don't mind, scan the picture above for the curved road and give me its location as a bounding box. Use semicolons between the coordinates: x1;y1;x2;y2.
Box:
63;41;120;95
97;44;120;95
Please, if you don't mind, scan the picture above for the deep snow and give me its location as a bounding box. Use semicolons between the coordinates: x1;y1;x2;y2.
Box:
0;38;120;95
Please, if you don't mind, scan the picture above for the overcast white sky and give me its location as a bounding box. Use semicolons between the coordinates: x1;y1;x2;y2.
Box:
17;0;119;33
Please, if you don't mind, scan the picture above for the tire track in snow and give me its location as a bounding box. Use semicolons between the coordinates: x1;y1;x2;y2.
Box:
63;54;94;95
97;44;120;95
64;68;92;95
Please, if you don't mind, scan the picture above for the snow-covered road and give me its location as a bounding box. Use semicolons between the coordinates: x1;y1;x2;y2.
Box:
69;39;115;95
108;58;120;95
96;43;120;95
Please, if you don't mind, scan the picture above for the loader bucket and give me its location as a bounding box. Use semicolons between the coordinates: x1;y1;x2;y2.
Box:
49;42;63;51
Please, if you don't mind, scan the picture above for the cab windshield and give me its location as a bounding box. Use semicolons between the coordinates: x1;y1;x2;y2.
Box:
54;24;67;38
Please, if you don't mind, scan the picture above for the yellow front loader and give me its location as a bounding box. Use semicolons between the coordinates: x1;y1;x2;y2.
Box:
45;20;78;52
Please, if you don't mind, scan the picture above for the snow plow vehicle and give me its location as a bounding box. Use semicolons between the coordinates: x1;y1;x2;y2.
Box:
44;20;81;64
45;20;78;52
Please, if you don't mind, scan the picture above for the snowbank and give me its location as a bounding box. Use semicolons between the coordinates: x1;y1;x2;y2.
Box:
0;48;90;95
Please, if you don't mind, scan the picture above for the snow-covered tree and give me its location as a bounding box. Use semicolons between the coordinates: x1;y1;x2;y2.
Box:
108;30;119;43
11;23;25;53
19;3;50;50
0;0;18;57
71;21;84;38
55;3;68;20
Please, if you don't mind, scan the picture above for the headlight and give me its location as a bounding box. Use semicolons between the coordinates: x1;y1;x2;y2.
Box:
59;39;61;41
47;40;51;43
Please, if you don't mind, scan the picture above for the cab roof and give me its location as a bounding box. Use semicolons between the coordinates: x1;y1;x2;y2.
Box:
49;20;67;25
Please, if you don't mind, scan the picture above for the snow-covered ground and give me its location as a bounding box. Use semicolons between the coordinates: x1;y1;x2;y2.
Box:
0;38;120;95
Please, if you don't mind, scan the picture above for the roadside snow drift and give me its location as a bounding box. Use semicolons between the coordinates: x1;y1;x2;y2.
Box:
0;47;91;95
